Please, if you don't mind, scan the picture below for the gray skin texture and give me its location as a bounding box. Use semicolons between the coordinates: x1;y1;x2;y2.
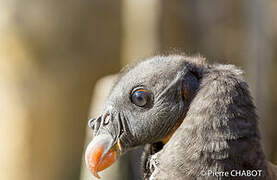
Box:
89;55;277;180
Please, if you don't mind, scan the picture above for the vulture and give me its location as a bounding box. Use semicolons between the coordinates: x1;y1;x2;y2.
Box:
85;55;277;180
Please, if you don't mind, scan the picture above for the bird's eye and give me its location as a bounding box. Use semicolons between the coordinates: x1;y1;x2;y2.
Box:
131;88;152;107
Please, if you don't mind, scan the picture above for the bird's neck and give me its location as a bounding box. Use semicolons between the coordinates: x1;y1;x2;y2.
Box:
193;122;268;177
178;68;269;178
158;67;269;179
170;103;269;179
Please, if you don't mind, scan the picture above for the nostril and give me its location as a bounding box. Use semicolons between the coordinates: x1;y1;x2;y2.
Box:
88;118;96;129
103;113;110;126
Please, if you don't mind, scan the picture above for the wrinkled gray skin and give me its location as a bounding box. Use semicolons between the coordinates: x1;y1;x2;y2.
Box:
89;55;277;180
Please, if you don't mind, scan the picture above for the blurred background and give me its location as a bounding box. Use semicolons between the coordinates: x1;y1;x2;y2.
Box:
0;0;276;180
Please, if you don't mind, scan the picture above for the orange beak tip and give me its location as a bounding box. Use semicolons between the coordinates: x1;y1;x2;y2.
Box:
85;135;117;178
92;171;101;179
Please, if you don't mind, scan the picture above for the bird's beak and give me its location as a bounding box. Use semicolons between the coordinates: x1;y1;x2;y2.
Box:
85;134;119;179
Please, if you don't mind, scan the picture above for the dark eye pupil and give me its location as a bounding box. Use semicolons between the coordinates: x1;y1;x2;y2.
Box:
131;89;150;107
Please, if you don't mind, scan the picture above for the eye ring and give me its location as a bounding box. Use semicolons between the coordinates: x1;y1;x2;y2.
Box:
130;87;152;107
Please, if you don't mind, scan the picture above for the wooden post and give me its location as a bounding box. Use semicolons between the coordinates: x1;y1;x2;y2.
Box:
121;0;161;66
0;1;121;180
243;0;273;159
0;30;33;180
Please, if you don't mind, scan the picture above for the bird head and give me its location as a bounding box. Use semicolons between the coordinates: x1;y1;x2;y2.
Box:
85;56;202;178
